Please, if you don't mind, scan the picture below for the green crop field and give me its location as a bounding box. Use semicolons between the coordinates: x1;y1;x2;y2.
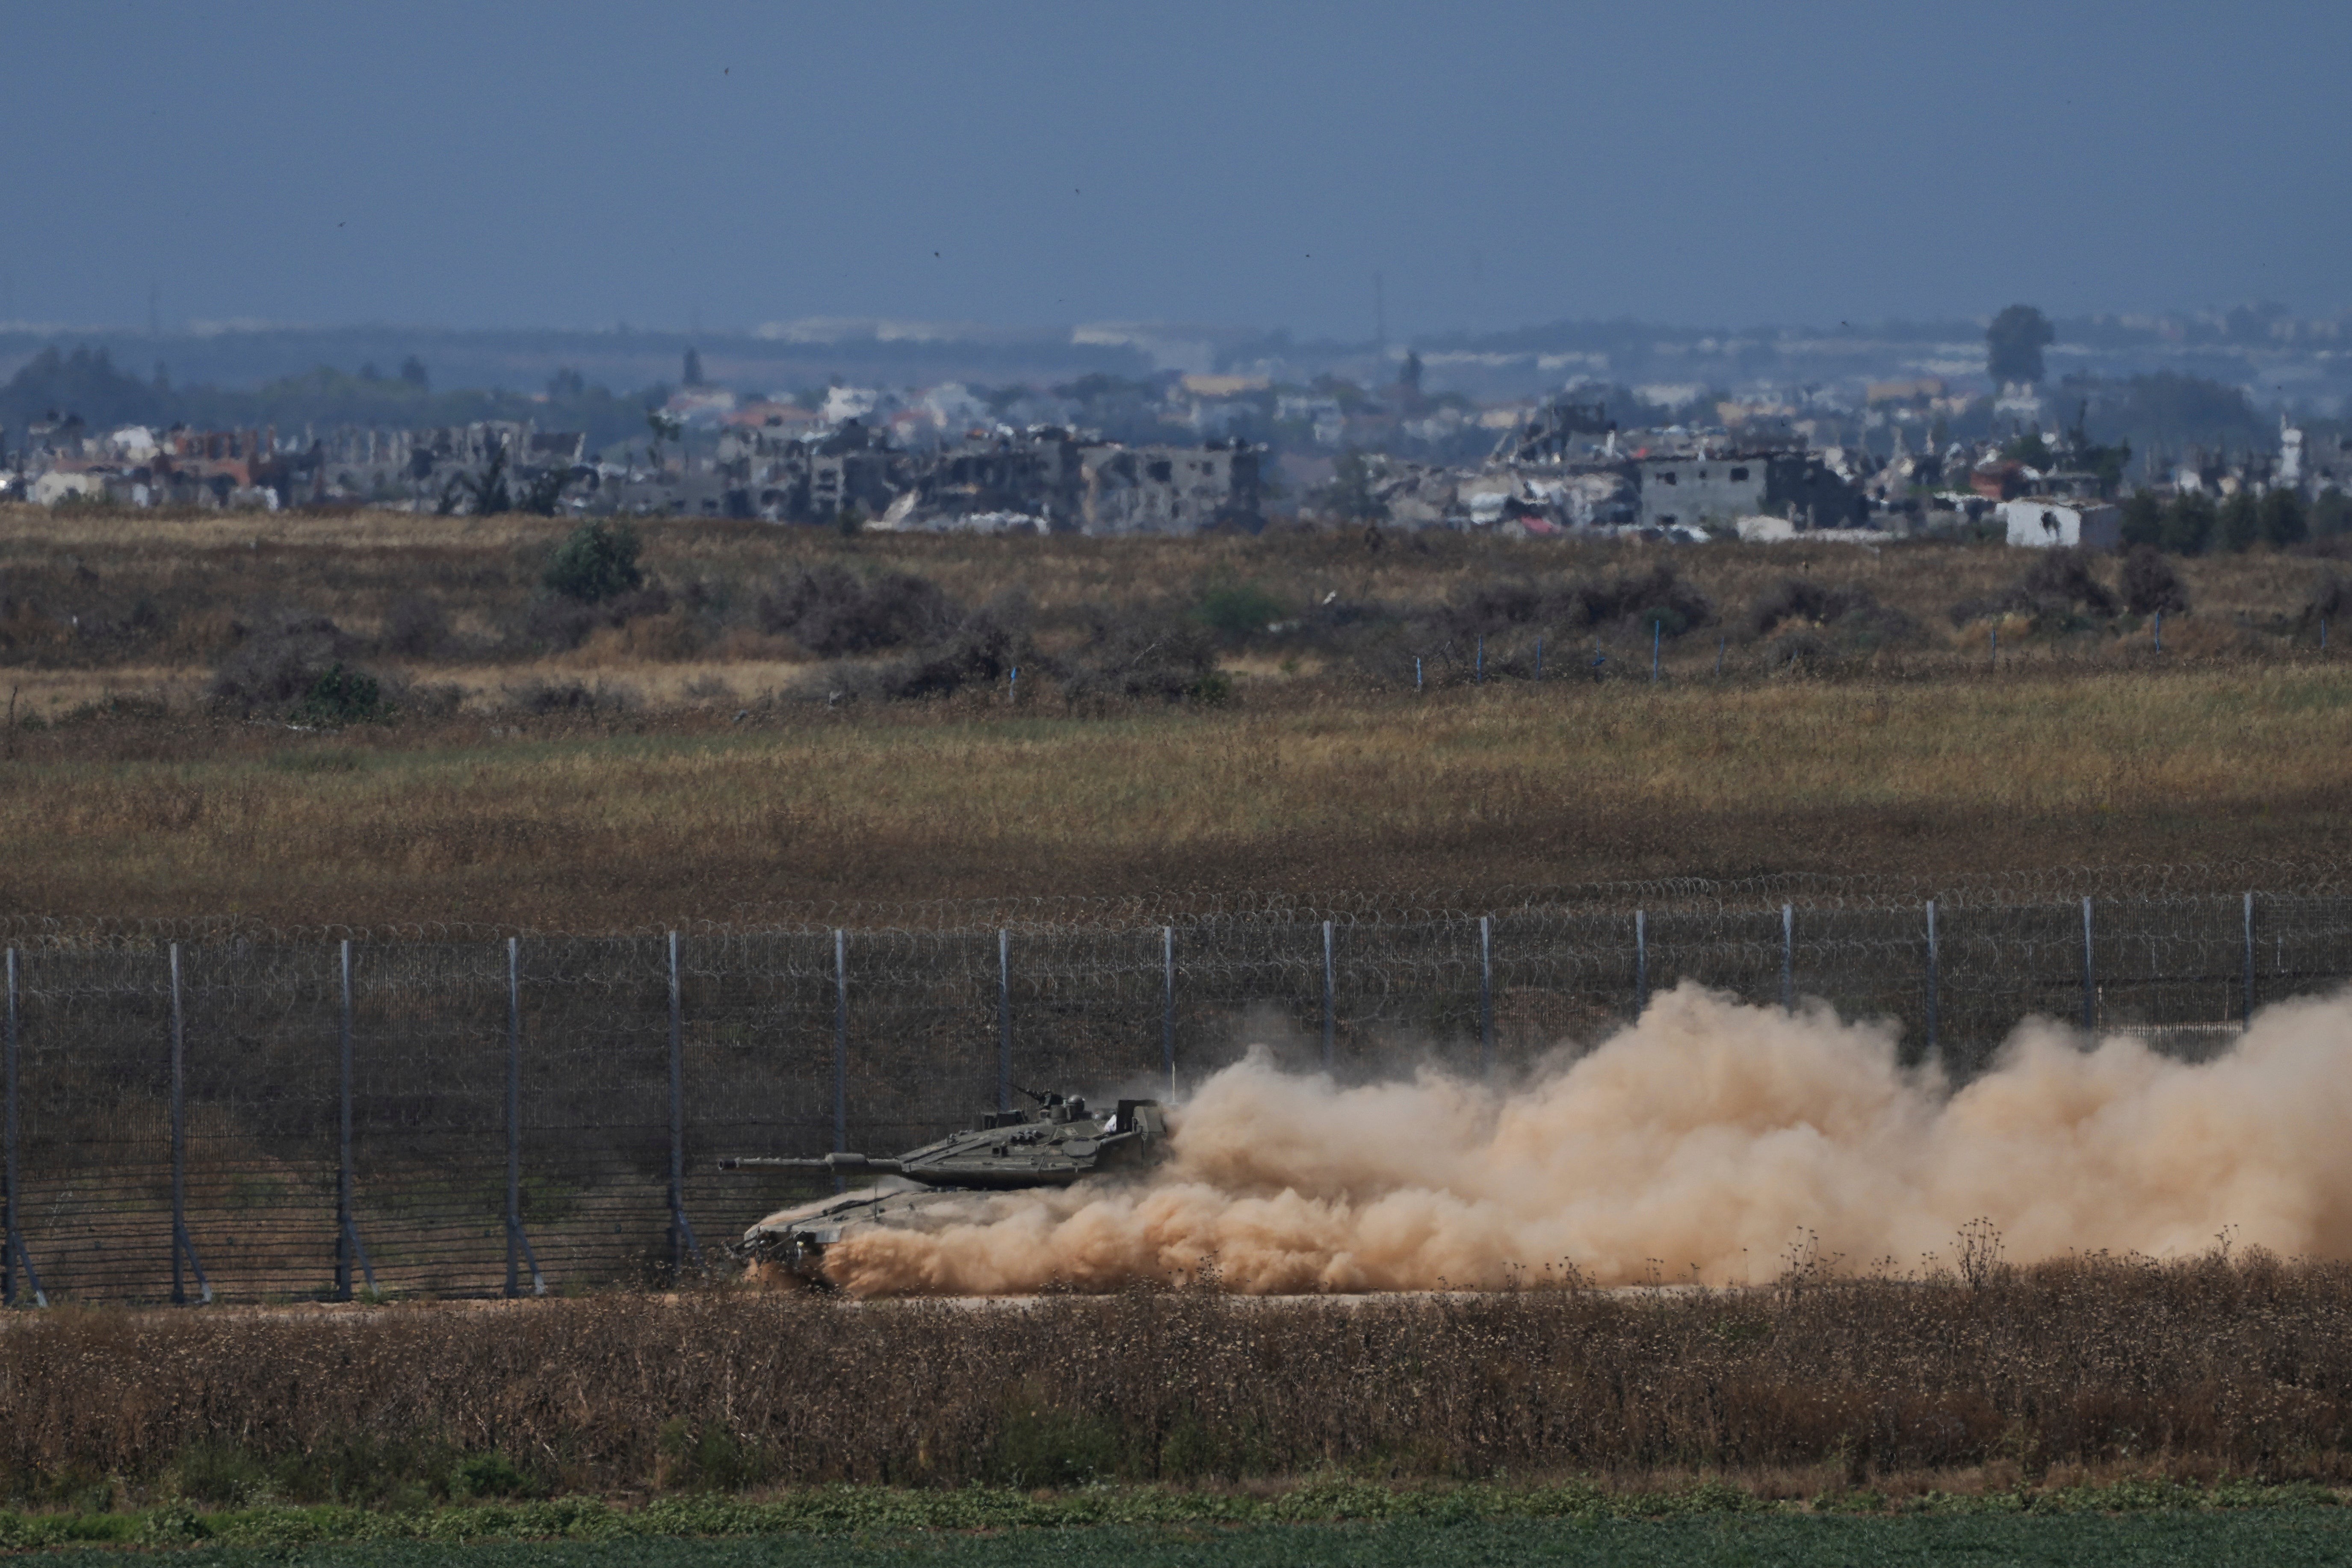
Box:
18;1514;2352;1567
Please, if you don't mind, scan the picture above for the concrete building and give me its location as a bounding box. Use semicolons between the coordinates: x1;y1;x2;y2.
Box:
2002;497;2121;549
1635;450;1863;532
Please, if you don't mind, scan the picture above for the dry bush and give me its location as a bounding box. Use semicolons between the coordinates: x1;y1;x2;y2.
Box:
1951;547;2120;628
758;565;962;656
3;662;2349;928
2121;547;2190;617
1059;609;1225;705
5;1250;2352;1501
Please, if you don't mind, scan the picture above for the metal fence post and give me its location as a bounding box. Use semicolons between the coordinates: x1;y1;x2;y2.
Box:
1651;621;1661;681
1779;905;1794;1012
833;929;848;1192
4;948;44;1308
1475;635;1484;683
168;943;209;1305
667;931;699;1277
505;936;542;1298
1924;900;1939;1060
1320;921;1335;1071
334;941;375;1301
1634;909;1647;1016
997;929;1012;1115
2243;892;2256;1028
1478;915;1494;1076
2080;896;2096;1034
1161;926;1175;1097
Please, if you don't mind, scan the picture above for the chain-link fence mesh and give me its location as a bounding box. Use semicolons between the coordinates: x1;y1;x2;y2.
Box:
3;884;2346;1305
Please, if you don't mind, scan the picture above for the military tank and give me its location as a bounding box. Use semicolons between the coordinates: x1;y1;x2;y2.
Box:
718;1088;1169;1279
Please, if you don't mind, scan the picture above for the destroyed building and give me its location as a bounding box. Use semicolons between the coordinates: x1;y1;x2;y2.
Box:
1633;449;1864;531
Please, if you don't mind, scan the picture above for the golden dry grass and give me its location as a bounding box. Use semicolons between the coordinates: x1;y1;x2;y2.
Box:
4;504;2346;926
4;661;2347;929
5;1251;2352;1496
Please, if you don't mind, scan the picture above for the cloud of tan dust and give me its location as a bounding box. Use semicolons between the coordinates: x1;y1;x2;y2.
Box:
821;981;2352;1296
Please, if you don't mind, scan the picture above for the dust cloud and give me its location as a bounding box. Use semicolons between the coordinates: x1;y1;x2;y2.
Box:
821;981;2352;1296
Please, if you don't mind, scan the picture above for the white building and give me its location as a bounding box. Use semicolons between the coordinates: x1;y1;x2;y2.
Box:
2002;496;2120;549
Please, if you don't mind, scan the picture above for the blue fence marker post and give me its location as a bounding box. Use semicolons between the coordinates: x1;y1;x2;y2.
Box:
1008;666;1018;705
2154;611;2162;653
1990;627;1998;669
1715;637;1725;677
1415;656;1423;695
1475;636;1484;684
1651;622;1661;681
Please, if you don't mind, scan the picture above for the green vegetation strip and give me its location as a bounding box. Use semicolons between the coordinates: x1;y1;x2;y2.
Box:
0;1478;2342;1555
15;1514;2352;1568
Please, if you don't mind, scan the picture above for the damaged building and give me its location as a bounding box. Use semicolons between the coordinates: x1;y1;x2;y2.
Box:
1632;449;1864;531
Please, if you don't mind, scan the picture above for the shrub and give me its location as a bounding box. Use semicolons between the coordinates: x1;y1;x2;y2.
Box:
292;662;388;726
2314;490;2352;540
884;612;1021;700
500;677;640;715
1952;547;2117;627
543;520;644;604
380;595;450;658
2219;492;2261;553
2262;488;2309;549
1746;577;1873;638
209;613;379;717
2161;493;2217;555
1192;580;1289;642
1064;613;1226;703
2305;573;2351;630
1574;563;1714;639
2120;546;2189;617
520;585;672;653
759;565;960;656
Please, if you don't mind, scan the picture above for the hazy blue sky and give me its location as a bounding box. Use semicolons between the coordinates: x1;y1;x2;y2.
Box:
9;1;2346;338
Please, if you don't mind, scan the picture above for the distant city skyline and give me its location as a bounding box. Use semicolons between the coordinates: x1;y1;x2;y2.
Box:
6;1;2347;339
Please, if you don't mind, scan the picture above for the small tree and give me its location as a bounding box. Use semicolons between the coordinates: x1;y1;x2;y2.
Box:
2260;488;2308;548
2160;493;2216;555
2120;546;2189;616
2219;491;2261;553
2118;492;2163;549
2315;490;2352;540
543;519;644;603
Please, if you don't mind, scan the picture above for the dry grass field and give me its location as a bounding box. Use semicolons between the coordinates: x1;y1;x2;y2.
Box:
3;1250;2347;1500
2;504;2348;928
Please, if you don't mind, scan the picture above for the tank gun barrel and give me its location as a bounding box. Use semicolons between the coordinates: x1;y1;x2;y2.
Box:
719;1154;907;1175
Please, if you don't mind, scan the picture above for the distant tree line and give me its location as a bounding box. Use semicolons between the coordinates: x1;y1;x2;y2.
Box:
0;346;665;453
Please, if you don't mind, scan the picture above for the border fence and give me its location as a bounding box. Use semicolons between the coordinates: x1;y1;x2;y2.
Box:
2;878;2348;1307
